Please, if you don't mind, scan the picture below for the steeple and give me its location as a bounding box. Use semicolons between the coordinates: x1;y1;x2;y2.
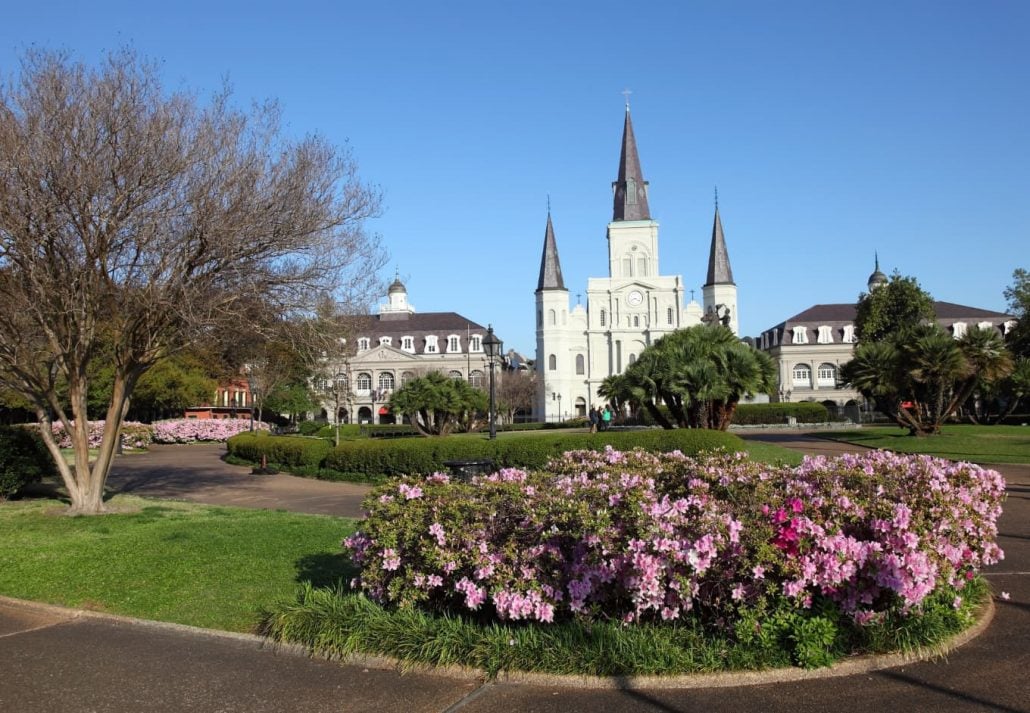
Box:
704;199;735;286
611;106;651;222
536;210;566;292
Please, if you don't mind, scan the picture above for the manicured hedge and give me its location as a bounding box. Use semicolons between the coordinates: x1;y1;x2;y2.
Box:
227;433;331;469
0;426;55;499
227;429;745;481
731;402;829;425
322;429;745;479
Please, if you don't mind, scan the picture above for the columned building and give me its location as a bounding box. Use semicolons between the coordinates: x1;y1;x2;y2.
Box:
534;106;739;422
757;259;1017;421
316;278;497;425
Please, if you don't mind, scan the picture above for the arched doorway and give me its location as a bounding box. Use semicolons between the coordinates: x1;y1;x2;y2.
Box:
575;397;586;418
821;400;839;420
843;400;861;423
357;406;373;424
337;408;350;424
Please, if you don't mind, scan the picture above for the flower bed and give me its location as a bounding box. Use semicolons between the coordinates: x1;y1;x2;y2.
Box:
346;448;1004;637
152;418;268;444
49;420;153;450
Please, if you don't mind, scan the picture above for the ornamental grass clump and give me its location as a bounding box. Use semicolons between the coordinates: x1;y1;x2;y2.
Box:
345;448;1004;634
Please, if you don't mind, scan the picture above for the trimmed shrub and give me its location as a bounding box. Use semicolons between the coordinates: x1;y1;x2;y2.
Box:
732;403;829;425
323;429;744;478
297;421;324;436
346;449;1005;635
227;433;331;469
0;426;55;499
315;424;364;441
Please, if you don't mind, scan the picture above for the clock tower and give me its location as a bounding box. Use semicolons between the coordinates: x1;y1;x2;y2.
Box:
533;103;733;422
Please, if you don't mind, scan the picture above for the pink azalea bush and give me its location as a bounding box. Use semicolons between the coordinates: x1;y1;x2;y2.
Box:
152;418;268;443
345;448;1004;630
50;420;153;450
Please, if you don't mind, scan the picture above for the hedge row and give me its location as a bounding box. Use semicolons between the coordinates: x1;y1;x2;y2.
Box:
731;402;829;425
0;426;55;500
226;429;745;482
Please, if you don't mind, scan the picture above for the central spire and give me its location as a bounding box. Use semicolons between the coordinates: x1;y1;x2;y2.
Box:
536;210;566;292
612;106;651;222
705;200;735;286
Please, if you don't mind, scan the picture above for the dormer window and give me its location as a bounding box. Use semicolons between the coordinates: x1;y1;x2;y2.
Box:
952;322;967;339
378;336;392;346
424;335;439;354
977;321;993;331
447;335;461;353
842;325;856;343
470;335;482;352
792;326;808;344
817;326;833;344
401;336;414;352
357;338;370;351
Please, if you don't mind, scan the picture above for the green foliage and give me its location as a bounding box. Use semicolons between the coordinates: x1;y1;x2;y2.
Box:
323;429;744;478
129;351;219;420
854;272;936;343
843;323;1015;435
0;426;54;499
227;432;331;469
731;402;829;425
1004;267;1030;358
616;325;776;430
387;371;488;436
297;421;324;436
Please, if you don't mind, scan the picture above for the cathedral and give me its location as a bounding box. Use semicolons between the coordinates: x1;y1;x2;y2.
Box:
535;106;738;422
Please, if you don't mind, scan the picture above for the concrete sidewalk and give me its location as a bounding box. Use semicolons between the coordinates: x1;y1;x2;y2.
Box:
2;435;1028;711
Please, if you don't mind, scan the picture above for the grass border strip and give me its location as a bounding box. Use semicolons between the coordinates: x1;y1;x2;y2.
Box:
0;594;996;690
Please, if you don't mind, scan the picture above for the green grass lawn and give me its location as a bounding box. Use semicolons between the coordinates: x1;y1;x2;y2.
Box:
0;496;358;632
820;424;1030;465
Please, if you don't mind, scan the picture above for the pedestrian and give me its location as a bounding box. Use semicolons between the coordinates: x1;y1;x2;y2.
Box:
589;406;599;433
601;404;612;431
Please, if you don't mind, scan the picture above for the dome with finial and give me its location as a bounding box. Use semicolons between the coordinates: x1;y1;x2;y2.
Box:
867;253;888;291
387;273;406;295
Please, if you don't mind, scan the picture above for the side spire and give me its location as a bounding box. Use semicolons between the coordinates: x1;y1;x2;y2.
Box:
705;197;735;286
611;103;651;221
536;208;566;292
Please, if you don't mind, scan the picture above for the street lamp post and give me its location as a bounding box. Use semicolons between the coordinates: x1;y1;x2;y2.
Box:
247;375;255;431
483;325;502;440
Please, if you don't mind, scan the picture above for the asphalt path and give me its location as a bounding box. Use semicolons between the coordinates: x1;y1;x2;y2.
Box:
1;434;1028;712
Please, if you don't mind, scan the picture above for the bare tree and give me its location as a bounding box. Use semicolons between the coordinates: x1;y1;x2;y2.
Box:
496;369;538;425
0;49;385;513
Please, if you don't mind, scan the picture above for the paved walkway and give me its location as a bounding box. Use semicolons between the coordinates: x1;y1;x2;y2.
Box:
1;434;1028;712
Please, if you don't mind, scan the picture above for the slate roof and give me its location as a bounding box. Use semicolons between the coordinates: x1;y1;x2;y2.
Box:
351;311;489;353
760;301;1015;346
704;206;735;286
611;108;651;221
536;211;566;291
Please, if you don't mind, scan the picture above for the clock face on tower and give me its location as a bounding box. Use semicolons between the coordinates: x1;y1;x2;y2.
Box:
627;290;643;306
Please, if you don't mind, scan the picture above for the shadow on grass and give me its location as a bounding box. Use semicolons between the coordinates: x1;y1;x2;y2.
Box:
295;552;359;588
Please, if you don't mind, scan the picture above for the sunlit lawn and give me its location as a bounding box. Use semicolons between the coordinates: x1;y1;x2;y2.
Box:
0;496;358;633
820;424;1030;465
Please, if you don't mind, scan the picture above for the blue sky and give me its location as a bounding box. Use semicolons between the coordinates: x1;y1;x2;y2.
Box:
2;1;1027;355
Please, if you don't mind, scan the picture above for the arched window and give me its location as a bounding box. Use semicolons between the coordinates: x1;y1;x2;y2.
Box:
356;372;372;391
469;370;484;388
548;354;557;370
575;354;585;375
792;364;811;387
628;353;636;365
448;370;463;380
600;309;607;327
667;307;673;325
549;309;557;326
622;257;632;276
637;257;647;276
633;315;640;327
378;372;394;391
817;363;836;387
401;371;415;386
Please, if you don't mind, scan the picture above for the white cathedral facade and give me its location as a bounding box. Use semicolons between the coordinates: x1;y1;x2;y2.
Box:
535;107;739;422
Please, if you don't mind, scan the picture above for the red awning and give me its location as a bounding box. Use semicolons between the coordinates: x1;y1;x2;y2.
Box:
378;407;389;415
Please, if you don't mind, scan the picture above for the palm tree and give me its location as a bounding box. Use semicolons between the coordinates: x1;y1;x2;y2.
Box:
950;326;1014;419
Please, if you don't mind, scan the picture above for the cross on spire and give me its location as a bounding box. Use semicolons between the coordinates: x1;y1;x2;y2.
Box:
621;88;632;110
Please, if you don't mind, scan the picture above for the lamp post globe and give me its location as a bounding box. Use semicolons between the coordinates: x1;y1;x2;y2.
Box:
483;325;502;440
